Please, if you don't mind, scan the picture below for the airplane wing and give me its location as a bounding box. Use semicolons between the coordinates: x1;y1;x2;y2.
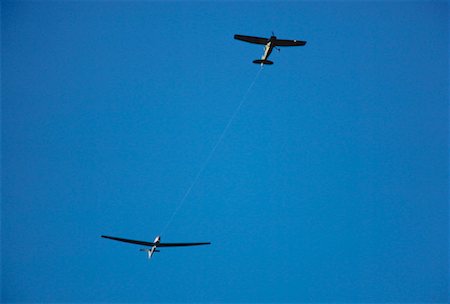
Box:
102;235;154;246
275;39;307;47
234;34;268;45
101;235;211;247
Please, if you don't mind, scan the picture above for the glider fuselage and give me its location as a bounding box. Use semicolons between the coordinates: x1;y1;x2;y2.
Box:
148;235;161;259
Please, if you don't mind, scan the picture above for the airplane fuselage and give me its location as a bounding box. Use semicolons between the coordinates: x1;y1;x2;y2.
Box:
261;36;277;61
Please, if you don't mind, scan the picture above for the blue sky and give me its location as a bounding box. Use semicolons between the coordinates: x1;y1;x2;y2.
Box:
2;1;448;302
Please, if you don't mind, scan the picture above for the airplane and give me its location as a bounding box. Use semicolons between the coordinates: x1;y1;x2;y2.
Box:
101;235;211;259
234;33;307;65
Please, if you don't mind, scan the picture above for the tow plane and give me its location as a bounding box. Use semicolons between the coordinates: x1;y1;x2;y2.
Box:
234;33;306;65
101;235;211;259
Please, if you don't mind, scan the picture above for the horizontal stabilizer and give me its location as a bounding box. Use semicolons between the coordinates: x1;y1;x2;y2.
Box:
140;249;160;252
253;59;274;65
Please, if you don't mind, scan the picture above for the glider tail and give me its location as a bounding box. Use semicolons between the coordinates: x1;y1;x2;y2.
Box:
253;59;273;66
140;248;160;259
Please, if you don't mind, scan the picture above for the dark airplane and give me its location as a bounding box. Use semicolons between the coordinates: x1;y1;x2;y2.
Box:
234;33;307;65
101;235;211;259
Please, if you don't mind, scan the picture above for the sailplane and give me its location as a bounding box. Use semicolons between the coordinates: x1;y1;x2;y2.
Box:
101;235;211;259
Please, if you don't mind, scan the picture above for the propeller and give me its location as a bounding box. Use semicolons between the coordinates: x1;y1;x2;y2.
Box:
272;31;280;51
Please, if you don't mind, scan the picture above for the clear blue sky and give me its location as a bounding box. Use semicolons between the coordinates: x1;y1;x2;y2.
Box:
2;1;448;302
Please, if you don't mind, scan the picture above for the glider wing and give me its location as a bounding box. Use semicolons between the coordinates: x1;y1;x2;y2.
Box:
101;235;154;246
234;34;268;45
157;242;211;247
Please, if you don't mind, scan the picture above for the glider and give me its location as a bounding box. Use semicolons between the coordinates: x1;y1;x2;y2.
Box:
234;33;306;65
101;235;211;259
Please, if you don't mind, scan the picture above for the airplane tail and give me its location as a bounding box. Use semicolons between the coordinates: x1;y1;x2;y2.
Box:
253;59;273;65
